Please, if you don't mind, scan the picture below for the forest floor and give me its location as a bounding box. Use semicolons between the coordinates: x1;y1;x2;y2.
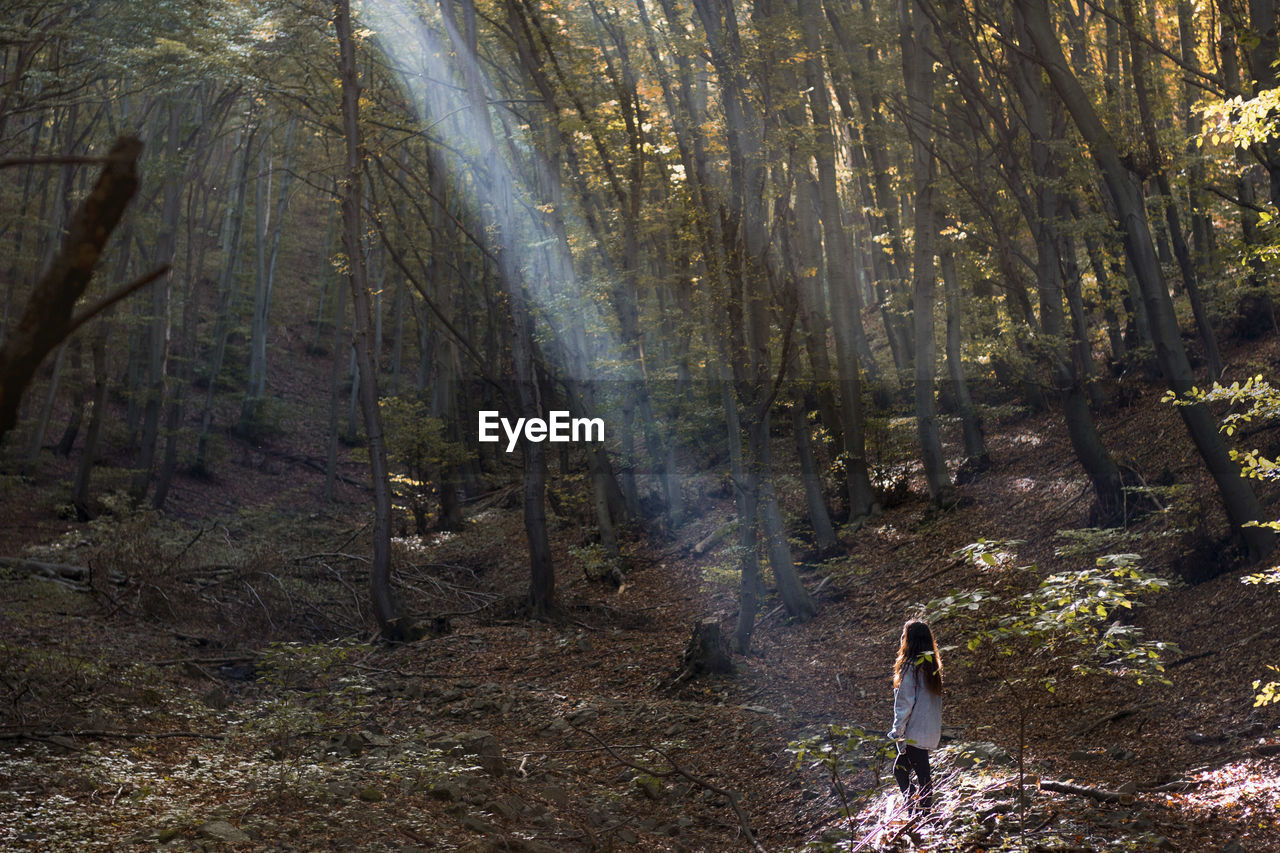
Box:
1;339;1279;852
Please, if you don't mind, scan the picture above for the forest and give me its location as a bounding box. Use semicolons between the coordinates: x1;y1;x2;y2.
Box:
1;0;1279;849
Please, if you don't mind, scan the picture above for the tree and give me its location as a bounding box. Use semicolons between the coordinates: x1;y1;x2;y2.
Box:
0;137;152;444
335;0;415;642
1012;0;1276;563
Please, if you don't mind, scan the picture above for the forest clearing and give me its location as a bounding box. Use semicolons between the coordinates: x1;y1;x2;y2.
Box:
2;0;1280;849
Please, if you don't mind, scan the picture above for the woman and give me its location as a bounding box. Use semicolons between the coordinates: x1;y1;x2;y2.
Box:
887;619;943;816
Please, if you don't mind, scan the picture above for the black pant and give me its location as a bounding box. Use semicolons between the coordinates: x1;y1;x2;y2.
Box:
893;744;933;811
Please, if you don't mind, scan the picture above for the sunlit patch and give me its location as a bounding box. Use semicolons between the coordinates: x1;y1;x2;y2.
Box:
0;715;452;850
954;538;1023;572
391;535;428;555
1179;758;1280;822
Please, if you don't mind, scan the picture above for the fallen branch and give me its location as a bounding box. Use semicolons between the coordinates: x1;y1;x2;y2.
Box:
916;558;964;587
1167;650;1215;669
1141;779;1204;792
759;576;832;625
0;729;225;742
1039;779;1132;804
1069;701;1155;737
691;523;732;556
148;654;258;667
1167;627;1276;669
0;556;88;581
575;727;765;852
340;662;450;679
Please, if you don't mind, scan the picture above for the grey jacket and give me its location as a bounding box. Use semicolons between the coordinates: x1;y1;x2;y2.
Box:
887;663;942;750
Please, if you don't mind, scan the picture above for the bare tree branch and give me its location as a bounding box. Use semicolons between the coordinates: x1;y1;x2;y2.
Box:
0;135;143;441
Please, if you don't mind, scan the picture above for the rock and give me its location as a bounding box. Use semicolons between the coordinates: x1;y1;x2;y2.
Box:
568;706;599;726
361;730;394;748
196;820;250;844
635;775;662;800
1221;841;1246;853
543;717;572;734
201;687;229;710
457;813;497;835
616;828;639;844
486;797;519;820
428;781;465;801
358;786;385;802
45;735;79;753
457;730;505;776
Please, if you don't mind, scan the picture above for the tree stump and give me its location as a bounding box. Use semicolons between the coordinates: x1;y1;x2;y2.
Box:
666;618;733;688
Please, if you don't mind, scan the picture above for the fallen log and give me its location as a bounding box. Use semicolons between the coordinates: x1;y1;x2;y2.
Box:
0;556;88;581
0;729;225;743
690;523;732;556
1040;779;1133;804
1069;701;1155;737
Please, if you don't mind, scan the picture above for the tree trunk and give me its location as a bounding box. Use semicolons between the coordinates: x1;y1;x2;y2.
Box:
240;115;298;431
900;0;953;506
196;125;254;475
72;313;110;519
1121;0;1223;379
940;246;986;466
792;392;837;552
130;103;182;503
336;0;414;641
55;335;85;456
325;229;348;504
1014;0;1275;563
727;380;762;653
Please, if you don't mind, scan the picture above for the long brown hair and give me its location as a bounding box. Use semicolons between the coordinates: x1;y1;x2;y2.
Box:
893;619;943;694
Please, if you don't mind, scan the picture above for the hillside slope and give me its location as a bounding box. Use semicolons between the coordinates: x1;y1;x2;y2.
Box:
0;334;1277;852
